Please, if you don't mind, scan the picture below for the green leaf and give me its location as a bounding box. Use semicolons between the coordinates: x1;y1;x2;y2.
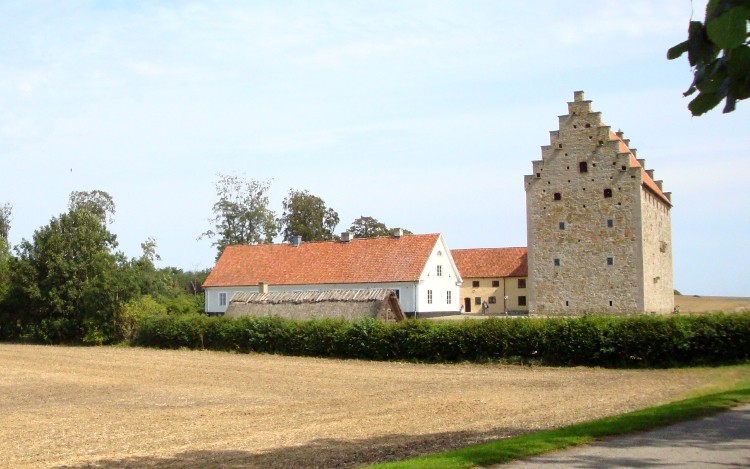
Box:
706;6;750;50
688;91;723;116
667;40;689;60
687;22;717;67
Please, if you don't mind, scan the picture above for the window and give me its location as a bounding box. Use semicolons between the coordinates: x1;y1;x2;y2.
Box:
565;300;569;307
518;296;527;306
488;296;497;304
518;279;526;289
609;300;613;307
603;188;613;198
427;290;433;304
219;292;227;307
553;192;562;201
437;265;442;277
446;291;452;304
554;258;560;267
607;219;614;228
393;289;400;299
492;280;500;288
559;221;565;230
579;161;588;173
472;280;480;288
607;256;614;266
475;297;481;305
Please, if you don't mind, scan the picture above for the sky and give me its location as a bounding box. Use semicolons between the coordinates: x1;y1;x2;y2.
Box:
1;1;748;297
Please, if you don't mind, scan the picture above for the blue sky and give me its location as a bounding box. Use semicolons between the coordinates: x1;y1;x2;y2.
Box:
1;1;748;296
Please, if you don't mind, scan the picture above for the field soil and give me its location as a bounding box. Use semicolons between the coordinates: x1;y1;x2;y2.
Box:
1;345;746;469
674;295;750;313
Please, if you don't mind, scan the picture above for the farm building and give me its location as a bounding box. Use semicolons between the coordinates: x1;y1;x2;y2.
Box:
203;231;462;317
225;288;405;322
451;247;528;314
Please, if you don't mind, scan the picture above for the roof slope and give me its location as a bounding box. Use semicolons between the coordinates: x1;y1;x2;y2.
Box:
451;247;528;278
204;233;441;287
609;130;672;206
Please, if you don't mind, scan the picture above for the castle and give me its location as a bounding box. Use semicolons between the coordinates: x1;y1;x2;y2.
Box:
524;91;673;315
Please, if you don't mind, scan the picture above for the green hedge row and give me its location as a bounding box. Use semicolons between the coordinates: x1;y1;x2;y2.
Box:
133;313;750;368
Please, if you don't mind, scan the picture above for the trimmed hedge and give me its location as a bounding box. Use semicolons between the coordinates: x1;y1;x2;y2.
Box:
133;313;750;368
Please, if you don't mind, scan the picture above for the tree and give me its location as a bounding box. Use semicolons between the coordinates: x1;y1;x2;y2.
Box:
0;202;11;240
668;0;750;115
348;216;391;238
278;189;339;242
7;208;132;343
69;190;116;225
201;174;277;259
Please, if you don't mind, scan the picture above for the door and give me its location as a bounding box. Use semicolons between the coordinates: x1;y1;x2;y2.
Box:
464;297;471;313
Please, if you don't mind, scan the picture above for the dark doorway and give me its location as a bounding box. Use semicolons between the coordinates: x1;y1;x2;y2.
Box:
464;297;471;313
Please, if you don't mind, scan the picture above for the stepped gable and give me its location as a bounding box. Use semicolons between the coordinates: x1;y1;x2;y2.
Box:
451;247;527;278
203;233;441;287
526;90;671;207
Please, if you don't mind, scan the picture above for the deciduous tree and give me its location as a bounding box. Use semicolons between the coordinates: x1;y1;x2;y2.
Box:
8;208;131;343
201;174;277;259
278;189;339;242
348;216;391;238
68;190;116;225
668;0;750;115
0;202;11;240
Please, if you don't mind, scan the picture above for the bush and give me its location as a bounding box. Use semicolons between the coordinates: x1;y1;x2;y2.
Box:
128;312;750;368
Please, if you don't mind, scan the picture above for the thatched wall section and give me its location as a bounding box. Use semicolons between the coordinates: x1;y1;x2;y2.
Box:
225;289;405;322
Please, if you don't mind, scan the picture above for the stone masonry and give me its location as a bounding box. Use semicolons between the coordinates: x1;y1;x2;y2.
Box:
524;91;673;315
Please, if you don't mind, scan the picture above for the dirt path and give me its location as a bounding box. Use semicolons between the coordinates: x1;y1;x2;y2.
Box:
0;344;745;468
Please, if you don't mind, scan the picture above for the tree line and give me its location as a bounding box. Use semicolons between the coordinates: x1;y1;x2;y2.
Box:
200;174;410;259
0;191;208;344
0;177;408;344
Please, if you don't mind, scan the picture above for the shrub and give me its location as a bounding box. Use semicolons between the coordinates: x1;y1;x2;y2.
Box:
129;312;750;368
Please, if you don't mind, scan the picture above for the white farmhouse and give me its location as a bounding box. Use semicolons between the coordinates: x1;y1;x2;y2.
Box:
203;232;463;317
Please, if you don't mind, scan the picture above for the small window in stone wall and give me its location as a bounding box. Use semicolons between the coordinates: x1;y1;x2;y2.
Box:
579;161;588;173
472;280;479;288
559;221;565;230
604;188;613;198
565;300;569;306
554;258;561;267
609;300;613;307
492;280;500;287
489;296;497;304
607;256;614;266
518;279;526;288
554;192;562;201
475;297;481;305
607;219;614;228
518;296;527;306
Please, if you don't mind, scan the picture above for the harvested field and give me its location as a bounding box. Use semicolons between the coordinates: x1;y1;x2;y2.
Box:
0;344;747;468
675;295;750;313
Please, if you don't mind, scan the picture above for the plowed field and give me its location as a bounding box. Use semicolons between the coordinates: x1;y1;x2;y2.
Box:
0;344;745;468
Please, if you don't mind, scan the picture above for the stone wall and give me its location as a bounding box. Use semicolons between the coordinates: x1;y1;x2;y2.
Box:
525;91;672;315
640;186;674;313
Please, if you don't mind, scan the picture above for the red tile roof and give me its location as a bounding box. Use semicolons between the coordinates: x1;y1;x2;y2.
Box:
451;247;528;278
203;233;442;287
609;131;671;206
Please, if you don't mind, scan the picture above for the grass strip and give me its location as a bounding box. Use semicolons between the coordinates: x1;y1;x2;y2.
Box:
366;379;750;469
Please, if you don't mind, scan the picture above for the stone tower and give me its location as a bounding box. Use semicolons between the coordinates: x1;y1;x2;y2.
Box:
524;91;673;315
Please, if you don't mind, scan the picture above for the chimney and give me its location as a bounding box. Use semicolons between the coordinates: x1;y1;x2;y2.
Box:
341;231;353;242
392;228;403;238
258;282;269;294
291;235;302;247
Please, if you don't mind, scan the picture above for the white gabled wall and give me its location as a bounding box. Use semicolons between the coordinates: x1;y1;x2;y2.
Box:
415;234;462;314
